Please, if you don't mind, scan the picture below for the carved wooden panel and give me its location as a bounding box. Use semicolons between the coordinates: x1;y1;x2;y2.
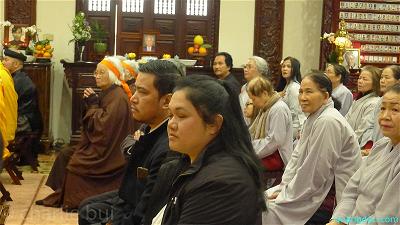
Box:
5;0;37;26
154;19;176;34
319;0;335;70
22;62;53;141
122;18;143;32
157;40;175;56
61;60;98;144
253;0;284;84
119;38;142;55
186;20;207;35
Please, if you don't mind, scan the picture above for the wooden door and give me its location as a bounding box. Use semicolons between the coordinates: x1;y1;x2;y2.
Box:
78;0;219;62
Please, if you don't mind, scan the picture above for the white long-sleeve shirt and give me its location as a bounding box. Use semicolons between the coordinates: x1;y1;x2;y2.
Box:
251;100;293;166
345;92;380;147
332;138;400;225
281;81;306;138
263;100;362;225
332;83;353;116
239;83;251;125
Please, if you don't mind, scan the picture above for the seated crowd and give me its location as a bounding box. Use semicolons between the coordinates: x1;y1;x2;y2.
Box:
0;48;399;225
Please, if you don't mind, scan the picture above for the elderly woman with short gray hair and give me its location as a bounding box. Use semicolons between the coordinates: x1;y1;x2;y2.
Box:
239;56;270;125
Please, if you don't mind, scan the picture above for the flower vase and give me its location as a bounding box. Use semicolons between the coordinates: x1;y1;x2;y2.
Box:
77;43;85;62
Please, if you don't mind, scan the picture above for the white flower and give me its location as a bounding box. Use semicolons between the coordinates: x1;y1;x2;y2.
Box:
69;12;91;43
322;32;334;39
27;25;37;34
2;21;12;27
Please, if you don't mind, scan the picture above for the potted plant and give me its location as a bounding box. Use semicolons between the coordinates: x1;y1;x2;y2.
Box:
90;21;108;54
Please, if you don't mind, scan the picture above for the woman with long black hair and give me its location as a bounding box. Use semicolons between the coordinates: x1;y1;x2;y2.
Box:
154;75;265;225
276;57;306;140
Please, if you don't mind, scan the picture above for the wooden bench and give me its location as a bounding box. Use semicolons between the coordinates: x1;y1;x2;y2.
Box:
3;153;23;185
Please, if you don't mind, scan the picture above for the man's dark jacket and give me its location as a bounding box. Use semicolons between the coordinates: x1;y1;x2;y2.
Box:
12;70;43;132
118;121;170;224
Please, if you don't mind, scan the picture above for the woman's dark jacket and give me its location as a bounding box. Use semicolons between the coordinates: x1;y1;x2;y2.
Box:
160;139;263;225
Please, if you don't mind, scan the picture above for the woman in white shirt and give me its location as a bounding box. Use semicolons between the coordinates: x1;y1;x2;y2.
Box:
363;65;400;155
345;65;381;148
325;63;353;116
276;57;306;139
239;56;269;125
263;72;361;225
328;84;400;225
247;76;293;170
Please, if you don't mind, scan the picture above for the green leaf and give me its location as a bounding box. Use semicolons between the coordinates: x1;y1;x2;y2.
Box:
90;21;107;43
201;44;212;48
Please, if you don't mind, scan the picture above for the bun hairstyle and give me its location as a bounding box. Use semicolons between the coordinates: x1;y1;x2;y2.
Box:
304;72;342;111
248;56;270;79
327;63;349;84
383;65;400;80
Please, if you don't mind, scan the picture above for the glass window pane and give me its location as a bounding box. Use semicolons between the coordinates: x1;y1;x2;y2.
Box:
186;0;207;16
88;0;111;12
154;0;176;15
122;0;144;13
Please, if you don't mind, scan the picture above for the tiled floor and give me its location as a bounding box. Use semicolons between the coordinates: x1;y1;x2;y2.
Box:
2;152;78;225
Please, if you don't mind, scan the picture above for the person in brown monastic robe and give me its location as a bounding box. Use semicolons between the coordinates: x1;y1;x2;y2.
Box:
36;56;135;211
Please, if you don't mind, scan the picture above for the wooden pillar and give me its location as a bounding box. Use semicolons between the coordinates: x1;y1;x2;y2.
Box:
253;0;285;85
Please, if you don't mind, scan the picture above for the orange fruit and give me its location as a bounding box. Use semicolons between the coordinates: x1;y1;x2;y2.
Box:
45;45;52;50
35;45;43;50
187;47;194;55
43;52;52;58
199;47;207;56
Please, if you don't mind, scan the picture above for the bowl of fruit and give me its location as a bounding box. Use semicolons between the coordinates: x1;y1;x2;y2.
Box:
187;35;211;57
34;40;53;62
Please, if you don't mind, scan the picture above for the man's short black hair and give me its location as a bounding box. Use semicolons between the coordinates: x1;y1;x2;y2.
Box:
215;52;233;71
139;60;182;97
